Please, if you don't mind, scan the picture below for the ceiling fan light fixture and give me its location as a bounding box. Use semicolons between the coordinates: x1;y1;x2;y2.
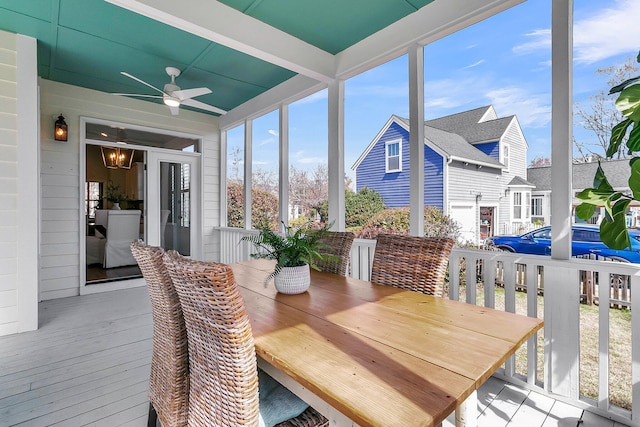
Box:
163;95;180;107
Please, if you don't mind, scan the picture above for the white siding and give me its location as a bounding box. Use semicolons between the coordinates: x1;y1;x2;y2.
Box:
502;118;527;179
0;31;39;336
39;79;220;300
447;161;506;241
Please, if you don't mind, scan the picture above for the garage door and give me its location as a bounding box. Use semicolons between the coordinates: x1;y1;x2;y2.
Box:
449;205;476;243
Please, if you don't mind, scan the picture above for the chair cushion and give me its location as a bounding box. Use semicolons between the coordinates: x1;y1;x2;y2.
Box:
258;369;309;427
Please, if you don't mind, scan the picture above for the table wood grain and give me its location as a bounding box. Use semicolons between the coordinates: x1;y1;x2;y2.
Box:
232;260;543;427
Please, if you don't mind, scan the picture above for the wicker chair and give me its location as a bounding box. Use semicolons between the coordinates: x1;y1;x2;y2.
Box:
162;252;328;427
315;231;355;276
370;234;454;297
130;240;189;427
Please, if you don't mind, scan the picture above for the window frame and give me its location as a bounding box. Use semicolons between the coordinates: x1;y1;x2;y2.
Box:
531;196;543;217
502;143;510;170
385;139;402;173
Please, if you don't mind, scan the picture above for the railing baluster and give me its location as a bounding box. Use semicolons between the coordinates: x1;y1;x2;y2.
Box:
214;232;640;425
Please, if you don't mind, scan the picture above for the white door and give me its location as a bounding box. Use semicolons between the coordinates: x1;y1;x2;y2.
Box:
450;204;476;244
147;151;201;259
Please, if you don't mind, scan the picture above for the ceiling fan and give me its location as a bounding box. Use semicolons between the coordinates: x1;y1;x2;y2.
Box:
113;67;227;116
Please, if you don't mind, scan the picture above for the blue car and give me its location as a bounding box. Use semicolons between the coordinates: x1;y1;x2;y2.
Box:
486;225;640;263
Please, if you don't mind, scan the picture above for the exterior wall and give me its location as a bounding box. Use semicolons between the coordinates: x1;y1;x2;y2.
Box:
502;119;527;178
39;79;220;301
0;31;38;336
447;161;504;242
356;122;443;209
474;141;499;159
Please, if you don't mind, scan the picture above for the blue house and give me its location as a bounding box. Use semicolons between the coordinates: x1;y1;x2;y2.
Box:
352;106;532;243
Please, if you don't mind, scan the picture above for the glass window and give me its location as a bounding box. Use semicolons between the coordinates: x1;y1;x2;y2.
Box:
531;196;543;216
573;229;600;242
532;228;551;239
86;122;199;152
226;125;245;228
85;181;103;219
513;191;522;219
386;140;401;172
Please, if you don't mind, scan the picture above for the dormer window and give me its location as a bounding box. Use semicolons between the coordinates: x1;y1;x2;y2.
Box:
385;140;401;173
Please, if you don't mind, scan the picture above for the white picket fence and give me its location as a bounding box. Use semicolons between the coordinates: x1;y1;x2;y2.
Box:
214;227;640;426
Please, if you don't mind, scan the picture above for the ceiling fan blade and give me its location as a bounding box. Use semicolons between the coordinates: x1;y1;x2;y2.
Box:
112;93;163;99
169;105;180;116
173;87;211;100
181;98;227;115
121;71;166;95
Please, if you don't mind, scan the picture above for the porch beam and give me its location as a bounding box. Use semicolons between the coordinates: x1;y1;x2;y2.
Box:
220;75;326;131
279;105;289;231
244;120;253;230
106;0;334;83
328;80;346;231
408;44;425;237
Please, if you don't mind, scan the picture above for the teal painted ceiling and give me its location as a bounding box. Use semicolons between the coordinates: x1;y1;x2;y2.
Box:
0;0;434;116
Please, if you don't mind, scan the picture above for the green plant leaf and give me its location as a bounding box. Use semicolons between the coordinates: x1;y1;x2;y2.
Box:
627;122;640;152
608;119;632;156
630;157;640;200
610;76;640;94
616;85;640;122
575;187;616;205
575;203;596;220
592;163;614;192
599;199;631;250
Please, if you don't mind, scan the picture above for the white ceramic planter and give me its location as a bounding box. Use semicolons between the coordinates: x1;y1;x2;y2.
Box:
273;264;310;294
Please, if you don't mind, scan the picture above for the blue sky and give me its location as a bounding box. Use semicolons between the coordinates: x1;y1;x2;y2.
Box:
228;0;640;184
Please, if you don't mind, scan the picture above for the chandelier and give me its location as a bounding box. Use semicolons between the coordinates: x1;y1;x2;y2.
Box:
101;146;135;169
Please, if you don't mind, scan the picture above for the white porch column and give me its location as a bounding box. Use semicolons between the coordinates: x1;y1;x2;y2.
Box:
279;105;290;231
220;130;228;227
408;44;425;237
244;120;253;230
546;0;579;400
328;79;345;231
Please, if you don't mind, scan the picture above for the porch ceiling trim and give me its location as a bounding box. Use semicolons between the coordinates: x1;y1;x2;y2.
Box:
105;0;335;83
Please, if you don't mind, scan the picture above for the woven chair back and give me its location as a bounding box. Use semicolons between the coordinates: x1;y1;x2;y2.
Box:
162;252;260;427
370;234;454;297
130;240;189;427
315;231;355;276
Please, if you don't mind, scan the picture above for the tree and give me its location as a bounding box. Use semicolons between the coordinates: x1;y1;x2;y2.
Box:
574;56;639;160
344;187;386;228
289;164;328;217
576;51;640;249
227;182;279;230
528;156;551;168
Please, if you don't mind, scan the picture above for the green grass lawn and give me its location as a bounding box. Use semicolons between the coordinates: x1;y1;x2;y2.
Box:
448;284;632;410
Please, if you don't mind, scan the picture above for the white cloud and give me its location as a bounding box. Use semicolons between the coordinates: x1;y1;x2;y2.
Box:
291;90;328;106
511;0;640;64
512;29;550;55
462;60;485;70
259;137;275;146
268;129;278;137
573;0;640;63
485;87;551;128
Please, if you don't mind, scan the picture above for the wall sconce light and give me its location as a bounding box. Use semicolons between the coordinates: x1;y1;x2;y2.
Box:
54;115;68;141
101;146;135;169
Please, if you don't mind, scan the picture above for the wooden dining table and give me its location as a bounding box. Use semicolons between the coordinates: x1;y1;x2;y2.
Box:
231;259;543;427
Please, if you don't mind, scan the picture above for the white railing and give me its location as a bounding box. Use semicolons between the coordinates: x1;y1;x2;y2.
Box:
215;228;640;426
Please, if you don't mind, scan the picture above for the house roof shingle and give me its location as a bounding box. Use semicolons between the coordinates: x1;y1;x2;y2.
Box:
393;116;504;168
425;106;514;144
527;159;632;191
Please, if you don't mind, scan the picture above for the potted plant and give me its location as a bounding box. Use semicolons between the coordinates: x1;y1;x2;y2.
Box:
576;51;640;249
106;182;125;210
242;221;333;294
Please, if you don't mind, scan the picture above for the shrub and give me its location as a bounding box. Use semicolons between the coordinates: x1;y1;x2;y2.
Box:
227;182;279;230
356;206;460;241
318;187;386;228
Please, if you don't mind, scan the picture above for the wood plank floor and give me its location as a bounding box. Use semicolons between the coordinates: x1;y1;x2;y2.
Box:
0;286;629;427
